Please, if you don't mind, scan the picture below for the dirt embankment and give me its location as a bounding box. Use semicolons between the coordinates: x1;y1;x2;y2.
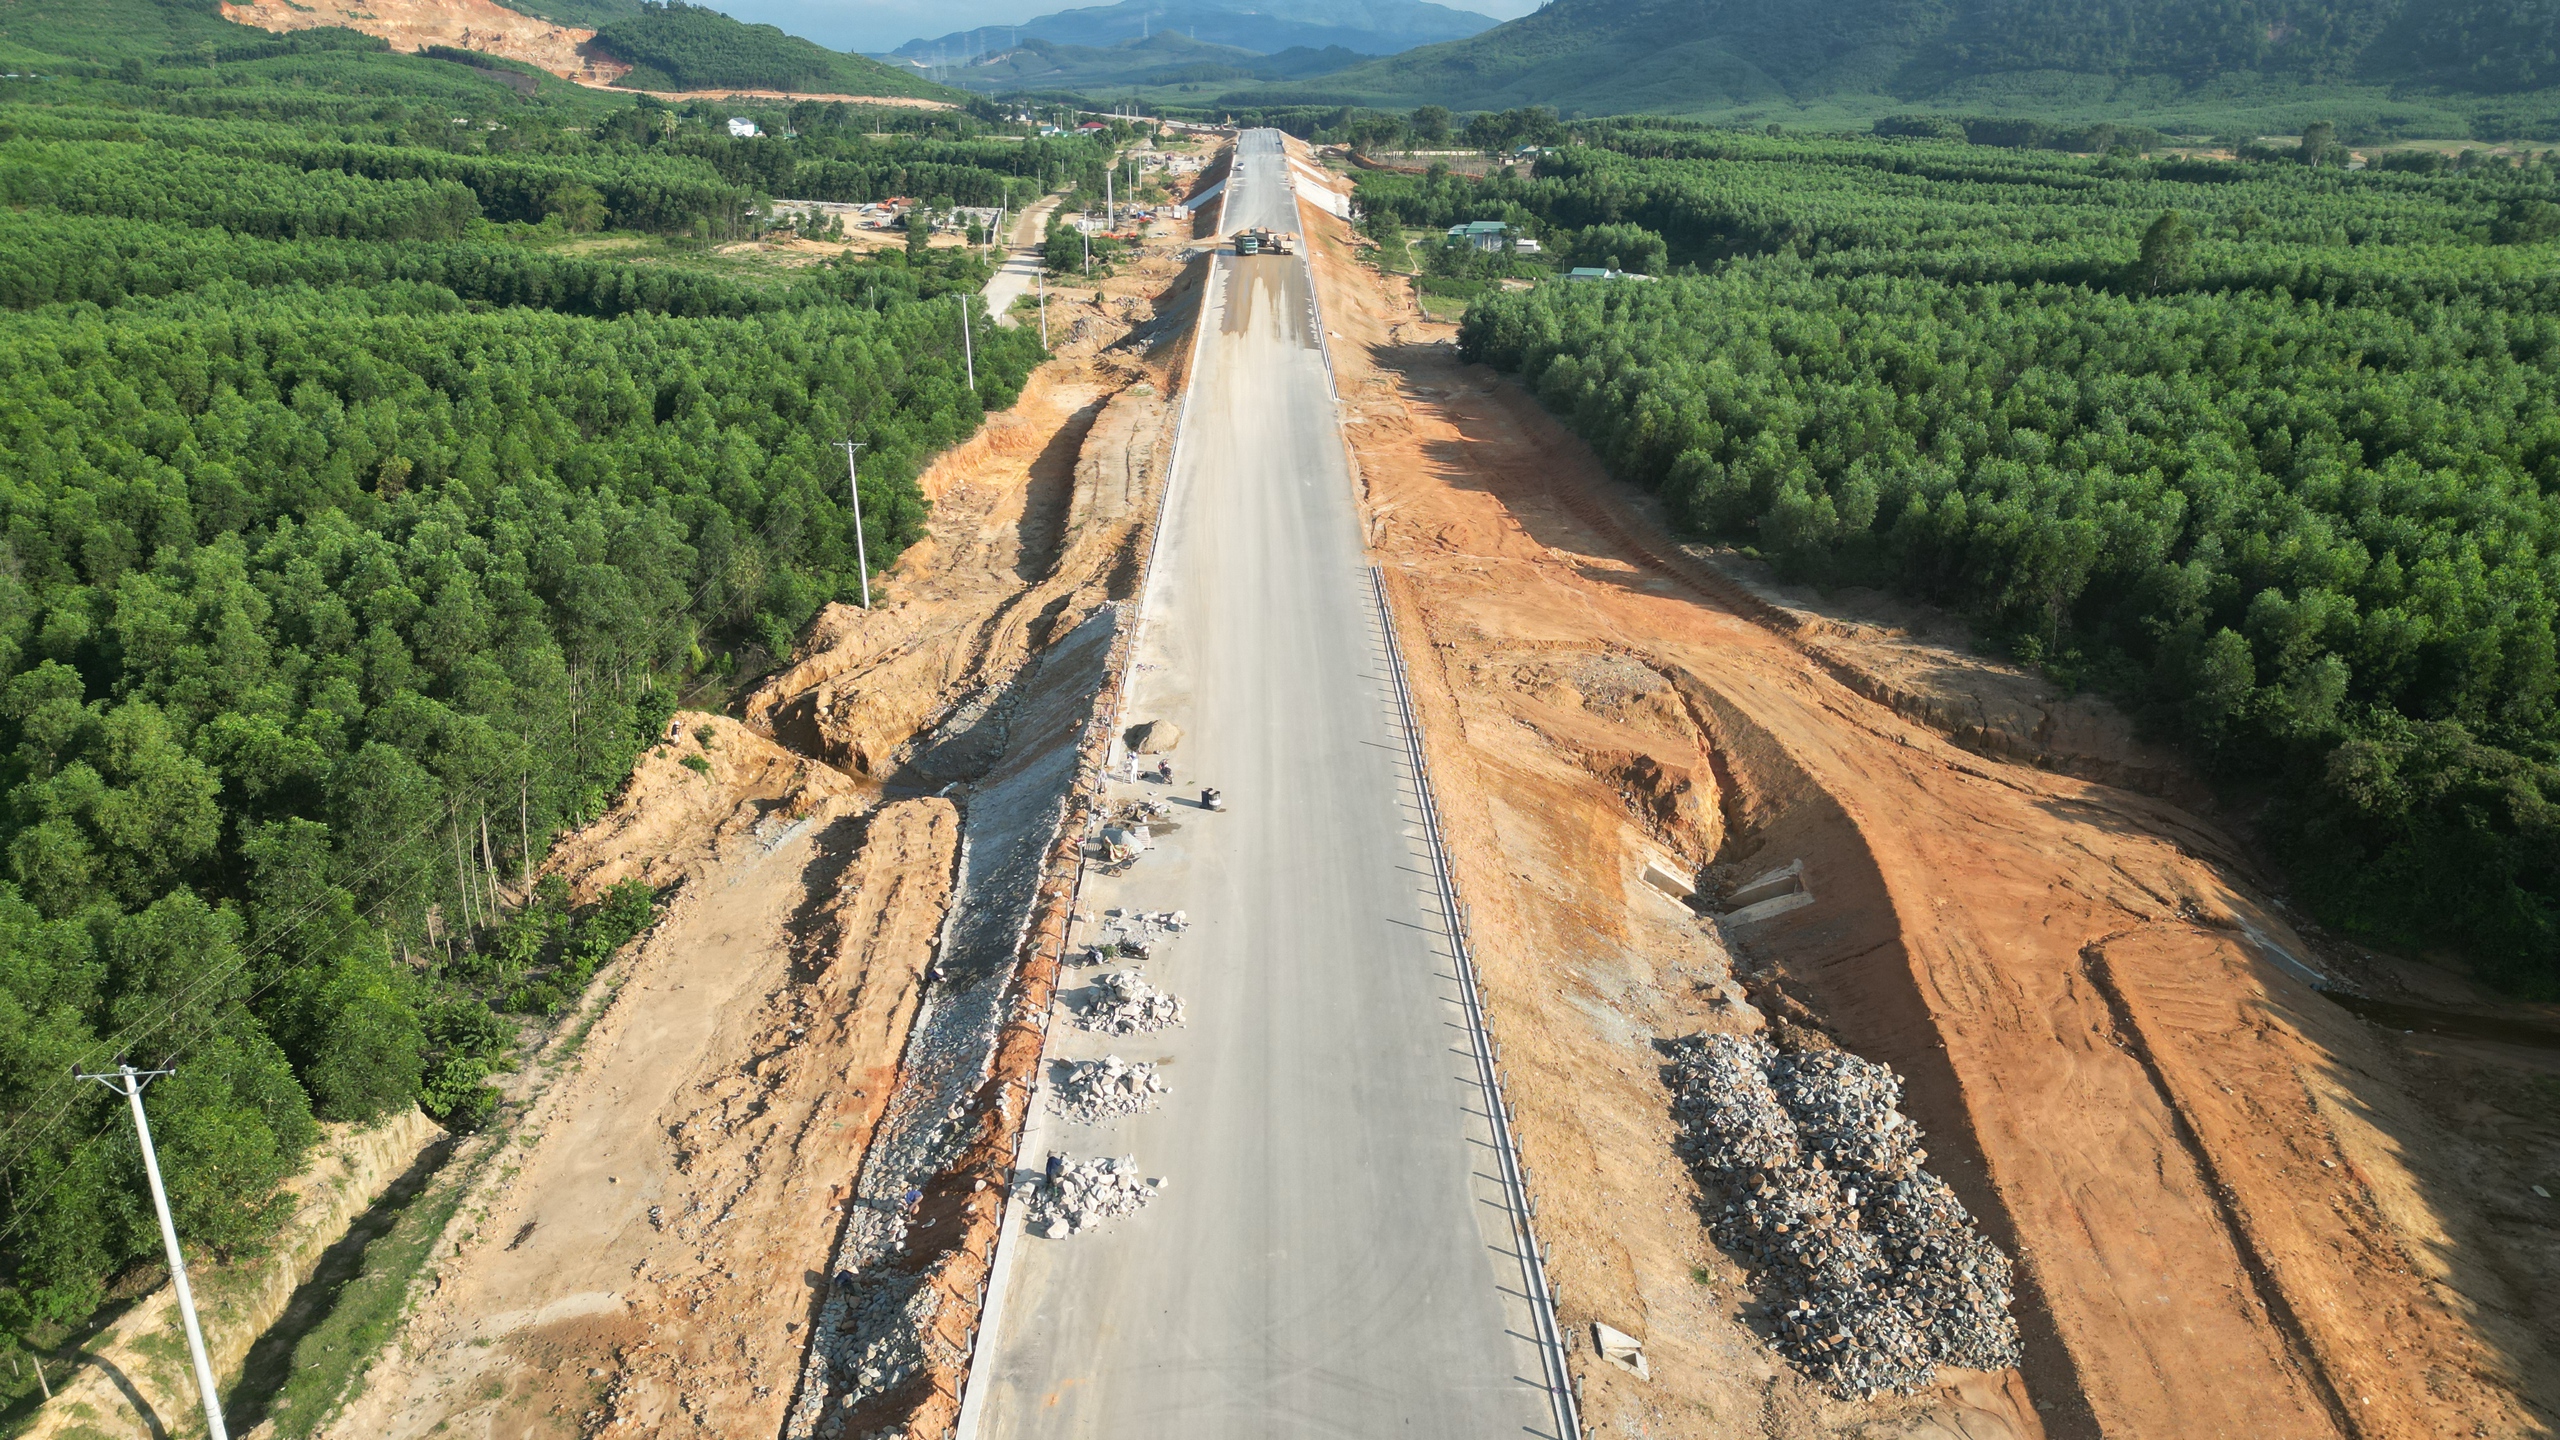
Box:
1304;201;2559;1438
221;0;628;83
317;209;1208;1440
23;1112;443;1440
217;0;957;108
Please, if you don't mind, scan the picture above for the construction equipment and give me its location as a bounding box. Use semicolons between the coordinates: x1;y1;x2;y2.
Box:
1233;228;1263;255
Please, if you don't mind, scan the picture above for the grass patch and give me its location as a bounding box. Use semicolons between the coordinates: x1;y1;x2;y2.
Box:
223;1149;466;1439
1413;285;1474;319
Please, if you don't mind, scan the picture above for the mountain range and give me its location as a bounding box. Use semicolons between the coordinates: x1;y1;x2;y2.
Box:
910;32;1373;93
1250;0;2560;118
893;0;1498;66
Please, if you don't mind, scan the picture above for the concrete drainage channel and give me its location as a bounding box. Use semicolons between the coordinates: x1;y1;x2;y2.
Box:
1370;563;1584;1440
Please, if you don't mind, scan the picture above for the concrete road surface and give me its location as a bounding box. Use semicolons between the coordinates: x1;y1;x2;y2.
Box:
961;130;1559;1439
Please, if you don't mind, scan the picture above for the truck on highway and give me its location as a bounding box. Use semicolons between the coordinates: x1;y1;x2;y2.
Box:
1233;227;1298;256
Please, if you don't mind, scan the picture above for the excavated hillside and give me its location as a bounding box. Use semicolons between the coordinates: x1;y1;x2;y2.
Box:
320;216;1205;1440
216;0;958;106
1302;183;2558;1438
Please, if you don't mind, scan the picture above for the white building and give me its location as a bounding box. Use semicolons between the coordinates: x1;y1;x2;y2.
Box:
727;117;761;138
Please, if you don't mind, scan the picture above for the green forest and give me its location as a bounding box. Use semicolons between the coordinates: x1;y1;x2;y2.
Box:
1382;127;2560;992
0;3;1106;1403
1203;0;2560;132
591;1;951;99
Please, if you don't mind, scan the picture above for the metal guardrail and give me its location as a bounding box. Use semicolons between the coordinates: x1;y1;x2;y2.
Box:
1367;563;1582;1440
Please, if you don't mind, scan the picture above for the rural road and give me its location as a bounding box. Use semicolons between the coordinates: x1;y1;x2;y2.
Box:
960;130;1560;1438
982;194;1062;328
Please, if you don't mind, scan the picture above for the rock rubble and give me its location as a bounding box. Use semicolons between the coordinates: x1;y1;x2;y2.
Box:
1076;969;1185;1034
1669;1032;2021;1397
1082;906;1186;964
1026;1155;1163;1237
1049;1055;1168;1123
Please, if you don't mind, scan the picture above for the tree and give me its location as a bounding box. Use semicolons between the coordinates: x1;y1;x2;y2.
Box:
544;181;608;233
1410;105;1452;146
2134;209;2193;294
906;208;931;255
2297;120;2336;165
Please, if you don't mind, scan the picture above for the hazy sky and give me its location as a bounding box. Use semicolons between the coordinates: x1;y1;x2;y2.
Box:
717;0;1539;57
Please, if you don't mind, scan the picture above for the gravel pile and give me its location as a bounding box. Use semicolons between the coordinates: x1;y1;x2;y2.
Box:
1026;1156;1163;1237
1049;1055;1167;1123
1076;970;1185;1034
1669;1032;2021;1397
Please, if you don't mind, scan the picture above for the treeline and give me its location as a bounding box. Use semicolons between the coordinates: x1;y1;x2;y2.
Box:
0;109;1114;246
1872;114;2168;153
590;1;943;99
0;214;796;316
0;7;1056;1385
1358;130;2560;301
1435;129;2560;993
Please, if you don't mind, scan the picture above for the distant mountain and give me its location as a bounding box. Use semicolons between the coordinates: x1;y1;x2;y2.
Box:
592;2;958;98
1264;0;2560;116
915;32;1369;92
893;0;1497;66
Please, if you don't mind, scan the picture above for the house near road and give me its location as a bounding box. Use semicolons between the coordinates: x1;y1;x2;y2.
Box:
1446;219;1513;251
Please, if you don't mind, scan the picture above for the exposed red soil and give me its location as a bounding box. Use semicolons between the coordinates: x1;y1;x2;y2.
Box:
321;216;1205;1439
218;0;956;108
1303;190;2558;1439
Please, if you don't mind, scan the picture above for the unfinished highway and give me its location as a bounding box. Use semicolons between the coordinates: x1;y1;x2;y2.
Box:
959;130;1561;1438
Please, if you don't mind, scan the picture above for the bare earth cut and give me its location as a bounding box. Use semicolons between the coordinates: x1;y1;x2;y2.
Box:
1299;174;2556;1438
318;220;1202;1439
215;0;958;108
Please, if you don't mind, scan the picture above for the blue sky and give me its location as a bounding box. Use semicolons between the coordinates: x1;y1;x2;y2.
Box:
715;0;1537;58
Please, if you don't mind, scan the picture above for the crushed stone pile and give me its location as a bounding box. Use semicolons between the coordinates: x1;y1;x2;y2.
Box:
1076;969;1185;1034
1049;1055;1168;1123
1026;1155;1163;1237
1669;1032;2021;1397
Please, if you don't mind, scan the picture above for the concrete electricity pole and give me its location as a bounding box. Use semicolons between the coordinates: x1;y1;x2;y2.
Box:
834;441;871;608
957;295;975;391
80;1064;227;1440
1038;267;1048;348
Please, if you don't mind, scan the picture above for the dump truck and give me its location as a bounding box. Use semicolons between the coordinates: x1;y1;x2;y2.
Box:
1233;227;1299;256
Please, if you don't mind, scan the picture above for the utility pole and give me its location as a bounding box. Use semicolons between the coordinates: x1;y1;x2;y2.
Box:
80;1065;227;1440
1082;224;1090;275
957;295;975;391
1106;163;1115;228
834;441;871;609
1038;267;1048;348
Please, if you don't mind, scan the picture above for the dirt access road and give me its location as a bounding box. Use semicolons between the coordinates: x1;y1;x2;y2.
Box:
1298;175;2558;1435
321;215;1206;1440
